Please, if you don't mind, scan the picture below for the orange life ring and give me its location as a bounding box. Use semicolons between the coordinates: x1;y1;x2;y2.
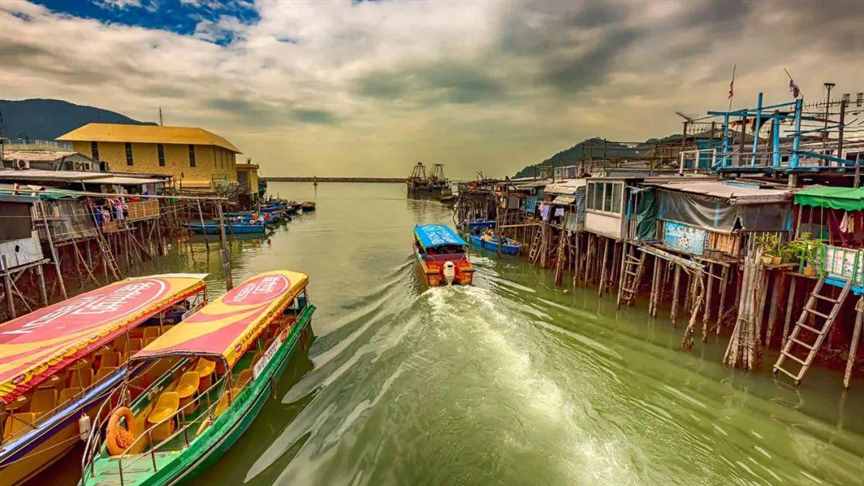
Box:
106;407;138;456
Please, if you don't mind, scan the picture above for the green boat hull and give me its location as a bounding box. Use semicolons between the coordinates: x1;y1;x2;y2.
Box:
82;305;315;486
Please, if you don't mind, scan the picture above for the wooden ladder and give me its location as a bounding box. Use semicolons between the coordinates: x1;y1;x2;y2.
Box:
528;226;543;264
95;228;122;281
773;277;851;385
617;250;646;308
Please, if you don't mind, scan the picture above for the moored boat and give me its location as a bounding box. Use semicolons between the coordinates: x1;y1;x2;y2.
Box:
413;224;474;286
185;221;266;235
79;270;315;486
300;201;316;212
468;232;522;256
0;274;207;486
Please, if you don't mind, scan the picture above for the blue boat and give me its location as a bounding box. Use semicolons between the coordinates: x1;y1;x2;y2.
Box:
465;219;495;232
186;222;266;235
469;234;522;256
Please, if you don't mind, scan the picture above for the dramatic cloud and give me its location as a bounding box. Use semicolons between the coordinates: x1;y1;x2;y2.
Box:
0;0;862;177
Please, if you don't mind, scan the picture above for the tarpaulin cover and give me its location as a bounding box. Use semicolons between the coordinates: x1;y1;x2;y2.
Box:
635;188;657;240
523;196;538;213
795;186;864;211
414;224;467;249
657;188;791;233
0;274;206;404
134;271;307;368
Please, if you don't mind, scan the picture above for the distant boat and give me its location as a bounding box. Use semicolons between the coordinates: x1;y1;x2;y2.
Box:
469;234;521;256
300;201;316;212
186;221;266;235
413;224;474;286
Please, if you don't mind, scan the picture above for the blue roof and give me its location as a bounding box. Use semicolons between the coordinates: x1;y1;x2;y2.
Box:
414;224;467;249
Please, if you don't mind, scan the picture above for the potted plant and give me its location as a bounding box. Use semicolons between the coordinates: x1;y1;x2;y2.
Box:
785;233;823;277
755;233;781;266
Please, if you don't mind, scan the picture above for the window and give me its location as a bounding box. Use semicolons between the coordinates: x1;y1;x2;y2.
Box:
188;145;196;167
125;143;133;166
157;144;166;167
587;181;624;215
91;141;100;161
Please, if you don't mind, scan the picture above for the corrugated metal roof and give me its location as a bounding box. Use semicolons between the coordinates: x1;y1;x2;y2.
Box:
545;179;586;194
0;169;104;181
552;195;576;205
88;176;165;185
2;150;81;162
57;123;241;153
648;180;792;204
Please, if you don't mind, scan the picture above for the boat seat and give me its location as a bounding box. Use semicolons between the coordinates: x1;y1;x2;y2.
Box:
129;327;145;339
95;366;118;383
3;412;36;441
176;371;200;412
69;368;94;389
193;359;216;392
112;335;129;352
235;368;253;390
128;338;144;353
143;326;161;340
36;374;63;390
97;350;122;369
29;389;57;418
58;387;82;405
147;392;179;443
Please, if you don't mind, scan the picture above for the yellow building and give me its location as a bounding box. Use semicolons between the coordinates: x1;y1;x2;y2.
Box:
235;160;260;198
57;123;241;189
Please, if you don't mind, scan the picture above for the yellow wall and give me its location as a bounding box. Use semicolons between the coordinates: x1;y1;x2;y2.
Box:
72;141;238;185
236;165;260;194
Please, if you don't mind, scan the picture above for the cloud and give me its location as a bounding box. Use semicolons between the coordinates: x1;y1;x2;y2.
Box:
0;0;863;178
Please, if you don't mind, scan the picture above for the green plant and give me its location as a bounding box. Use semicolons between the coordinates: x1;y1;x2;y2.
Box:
782;233;824;271
755;233;781;257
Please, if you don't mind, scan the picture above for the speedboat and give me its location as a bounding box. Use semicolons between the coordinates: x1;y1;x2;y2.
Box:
413;224;474;286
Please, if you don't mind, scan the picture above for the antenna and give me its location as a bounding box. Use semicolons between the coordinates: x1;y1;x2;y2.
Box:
158;107;164;126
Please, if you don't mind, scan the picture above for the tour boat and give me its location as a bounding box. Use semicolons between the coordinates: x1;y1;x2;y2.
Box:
469;233;522;256
0;274;207;486
413;224;474;286
80;270;315;486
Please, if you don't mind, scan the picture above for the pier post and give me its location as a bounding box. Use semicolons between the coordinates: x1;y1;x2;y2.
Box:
844;298;864;388
216;201;234;290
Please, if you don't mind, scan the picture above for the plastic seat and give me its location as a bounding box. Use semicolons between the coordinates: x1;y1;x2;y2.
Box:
234;369;253;390
69;368;94;389
3;413;36;441
29;389;57;418
147;392;179;443
58;387;82;404
95;366;118;383
143;326;161;340
97;350;121;369
175;371;200;413
193;359;216;392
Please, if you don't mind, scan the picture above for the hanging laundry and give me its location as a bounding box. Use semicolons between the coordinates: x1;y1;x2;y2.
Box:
554;207;565;218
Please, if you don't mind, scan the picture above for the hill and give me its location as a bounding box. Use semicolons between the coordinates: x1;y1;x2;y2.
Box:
514;137;642;178
0;98;152;142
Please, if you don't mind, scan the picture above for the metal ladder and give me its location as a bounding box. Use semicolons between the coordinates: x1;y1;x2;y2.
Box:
617;250;646;308
773;277;851;385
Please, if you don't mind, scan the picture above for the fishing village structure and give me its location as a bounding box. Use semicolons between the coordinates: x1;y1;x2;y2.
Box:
456;88;864;389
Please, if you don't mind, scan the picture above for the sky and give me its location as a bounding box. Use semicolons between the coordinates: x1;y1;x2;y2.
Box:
0;0;862;178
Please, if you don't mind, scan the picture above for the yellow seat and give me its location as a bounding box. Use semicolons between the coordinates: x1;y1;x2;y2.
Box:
147;392;179;443
143;326;161;340
3;412;36;441
95;366;118;383
128;338;144;353
113;336;129;352
194;359;216;392
97;350;122;369
29;389;57;418
69;368;94;389
235;369;252;390
58;387;82;404
175;372;200;399
36;374;62;390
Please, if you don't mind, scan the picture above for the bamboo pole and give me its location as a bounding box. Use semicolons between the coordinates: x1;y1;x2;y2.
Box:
670;264;681;326
38;201;67;299
716;265;729;335
702;262;715;340
216;201;234;290
844;298;864;389
783;277;797;346
598;238;610;295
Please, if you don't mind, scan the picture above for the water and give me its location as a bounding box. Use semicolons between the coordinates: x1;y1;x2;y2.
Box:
43;183;864;485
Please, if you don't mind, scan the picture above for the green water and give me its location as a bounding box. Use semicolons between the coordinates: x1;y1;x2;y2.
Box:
44;183;864;485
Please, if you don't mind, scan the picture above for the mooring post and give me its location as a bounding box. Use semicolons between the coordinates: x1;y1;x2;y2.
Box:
216;201;234;290
196;199;210;253
844;297;864;389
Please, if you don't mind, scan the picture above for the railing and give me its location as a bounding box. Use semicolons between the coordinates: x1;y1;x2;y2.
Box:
821;244;864;287
126;200;160;222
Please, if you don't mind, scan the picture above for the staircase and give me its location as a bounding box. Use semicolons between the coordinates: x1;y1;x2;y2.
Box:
773;277;851;385
617;250;647;308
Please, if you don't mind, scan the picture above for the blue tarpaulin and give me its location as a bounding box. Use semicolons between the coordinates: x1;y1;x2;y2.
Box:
414;224;467;249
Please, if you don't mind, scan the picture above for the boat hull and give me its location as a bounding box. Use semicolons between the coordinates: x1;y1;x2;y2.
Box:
82;305;315;486
186;223;266;235
414;249;474;287
468;235;521;256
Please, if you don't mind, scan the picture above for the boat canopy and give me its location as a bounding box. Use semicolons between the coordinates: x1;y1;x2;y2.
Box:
414;224;467;250
133;270;308;368
0;274;207;405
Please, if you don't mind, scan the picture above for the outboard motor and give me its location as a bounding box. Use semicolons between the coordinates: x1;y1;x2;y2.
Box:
443;261;456;285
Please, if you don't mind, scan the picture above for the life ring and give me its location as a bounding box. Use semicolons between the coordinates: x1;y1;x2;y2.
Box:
106;407;138;456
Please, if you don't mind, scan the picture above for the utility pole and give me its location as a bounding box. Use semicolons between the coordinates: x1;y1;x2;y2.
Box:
158;106;164;126
823;82;835;156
